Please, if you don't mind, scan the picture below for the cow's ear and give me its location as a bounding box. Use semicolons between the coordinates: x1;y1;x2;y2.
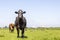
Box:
15;11;18;14
23;11;26;14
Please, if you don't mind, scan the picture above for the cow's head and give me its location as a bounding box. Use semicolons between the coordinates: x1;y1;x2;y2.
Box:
15;9;26;19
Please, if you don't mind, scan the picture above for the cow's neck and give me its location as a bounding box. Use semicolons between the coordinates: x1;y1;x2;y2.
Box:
19;18;23;22
18;18;23;26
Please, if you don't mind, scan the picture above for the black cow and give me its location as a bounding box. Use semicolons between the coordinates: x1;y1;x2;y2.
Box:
15;9;26;38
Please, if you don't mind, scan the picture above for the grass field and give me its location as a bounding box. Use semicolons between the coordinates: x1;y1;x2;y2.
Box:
0;28;60;40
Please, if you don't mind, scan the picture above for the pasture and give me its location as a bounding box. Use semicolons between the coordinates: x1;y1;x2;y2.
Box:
0;28;60;40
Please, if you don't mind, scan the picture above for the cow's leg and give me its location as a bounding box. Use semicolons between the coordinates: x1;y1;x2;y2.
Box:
9;26;11;32
12;27;14;32
13;27;14;32
21;28;24;38
16;26;19;37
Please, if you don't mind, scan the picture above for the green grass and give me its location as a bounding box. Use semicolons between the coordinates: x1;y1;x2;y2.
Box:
0;28;60;40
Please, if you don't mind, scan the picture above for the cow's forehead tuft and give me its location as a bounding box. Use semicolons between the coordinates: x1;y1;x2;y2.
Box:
18;9;23;13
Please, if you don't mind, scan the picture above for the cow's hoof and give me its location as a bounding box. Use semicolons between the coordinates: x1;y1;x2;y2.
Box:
21;36;24;38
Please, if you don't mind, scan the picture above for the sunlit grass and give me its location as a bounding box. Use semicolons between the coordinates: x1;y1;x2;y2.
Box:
0;28;60;40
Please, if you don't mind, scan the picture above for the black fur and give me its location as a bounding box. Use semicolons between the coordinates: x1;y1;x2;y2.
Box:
15;10;26;38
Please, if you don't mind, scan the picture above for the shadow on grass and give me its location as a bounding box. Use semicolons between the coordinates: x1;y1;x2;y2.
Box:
17;36;28;40
54;37;60;40
17;36;28;38
0;35;4;37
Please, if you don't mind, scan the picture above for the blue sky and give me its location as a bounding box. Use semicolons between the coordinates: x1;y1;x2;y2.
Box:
0;0;60;27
